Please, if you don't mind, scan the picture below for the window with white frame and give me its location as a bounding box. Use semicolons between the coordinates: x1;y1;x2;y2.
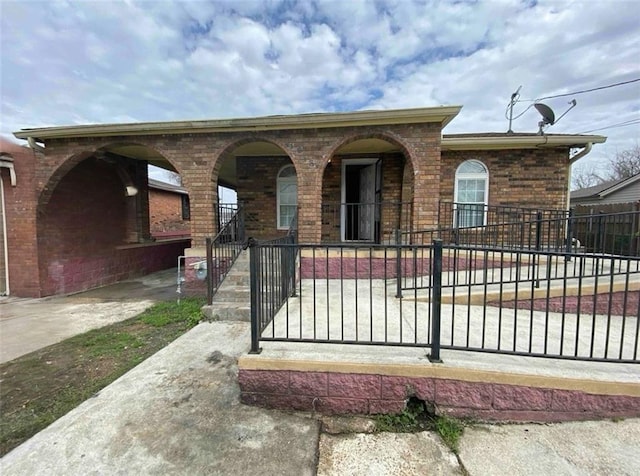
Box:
454;160;488;227
277;165;297;229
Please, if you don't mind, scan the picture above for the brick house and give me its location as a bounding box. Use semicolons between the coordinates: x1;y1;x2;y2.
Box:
148;178;191;240
5;107;605;297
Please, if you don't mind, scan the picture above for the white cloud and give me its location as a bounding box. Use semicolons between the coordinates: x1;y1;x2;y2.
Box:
0;0;637;178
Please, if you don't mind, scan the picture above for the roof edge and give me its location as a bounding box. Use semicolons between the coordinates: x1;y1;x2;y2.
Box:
14;106;463;141
598;173;640;198
442;134;607;150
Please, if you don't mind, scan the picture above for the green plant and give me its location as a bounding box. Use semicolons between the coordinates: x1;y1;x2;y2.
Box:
375;398;466;453
138;298;204;328
435;414;464;452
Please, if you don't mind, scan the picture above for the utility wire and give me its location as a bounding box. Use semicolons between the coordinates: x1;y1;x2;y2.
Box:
579;118;640;134
523;78;640;102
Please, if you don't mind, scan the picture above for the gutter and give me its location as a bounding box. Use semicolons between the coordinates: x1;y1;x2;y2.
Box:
27;137;45;154
14;106;463;141
0;168;10;295
567;142;593;210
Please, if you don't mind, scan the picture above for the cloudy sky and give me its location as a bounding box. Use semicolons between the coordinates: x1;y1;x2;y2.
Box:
1;0;639;184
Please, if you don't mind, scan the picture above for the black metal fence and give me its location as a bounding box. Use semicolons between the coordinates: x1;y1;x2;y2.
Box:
321;201;412;243
407;207;639;257
206;206;246;305
249;240;640;363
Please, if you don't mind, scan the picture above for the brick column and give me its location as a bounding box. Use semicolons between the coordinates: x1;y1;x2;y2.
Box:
405;130;441;232
295;152;323;243
182;169;216;247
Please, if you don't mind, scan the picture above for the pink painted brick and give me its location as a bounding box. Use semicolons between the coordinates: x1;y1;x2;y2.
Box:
381;376;435;401
289;371;328;396
435;380;493;409
492;385;552;411
551;390;640;413
238;370;289;394
369;400;406;414
317;397;370;415
328;373;381;399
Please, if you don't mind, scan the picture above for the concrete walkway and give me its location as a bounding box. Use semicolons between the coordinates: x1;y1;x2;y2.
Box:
0;269;179;363
2;273;640;475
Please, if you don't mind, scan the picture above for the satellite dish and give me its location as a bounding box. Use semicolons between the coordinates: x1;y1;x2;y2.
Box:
533;100;577;135
534;103;555;126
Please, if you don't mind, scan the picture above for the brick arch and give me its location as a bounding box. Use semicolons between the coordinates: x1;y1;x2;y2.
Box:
209;135;298;184
37;140;181;213
320;131;415;173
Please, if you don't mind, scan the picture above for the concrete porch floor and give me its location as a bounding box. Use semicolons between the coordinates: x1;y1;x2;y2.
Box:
241;274;639;420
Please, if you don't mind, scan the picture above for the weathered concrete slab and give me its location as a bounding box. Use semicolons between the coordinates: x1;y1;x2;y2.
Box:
0;268;179;363
458;419;640;476
1;321;320;476
317;431;461;476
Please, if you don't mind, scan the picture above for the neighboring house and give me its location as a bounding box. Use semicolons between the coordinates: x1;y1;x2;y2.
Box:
570;174;640;207
9;106;606;297
148;178;190;240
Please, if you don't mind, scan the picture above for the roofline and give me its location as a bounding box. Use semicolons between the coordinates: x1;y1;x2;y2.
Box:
14;106;463;141
597;173;640;198
148;178;188;195
441;134;607;150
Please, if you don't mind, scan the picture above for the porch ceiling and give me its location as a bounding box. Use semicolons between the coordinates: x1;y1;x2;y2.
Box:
103;143;238;188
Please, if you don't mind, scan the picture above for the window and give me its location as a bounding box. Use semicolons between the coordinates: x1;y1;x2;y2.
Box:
454;160;488;227
277;165;297;229
181;195;190;220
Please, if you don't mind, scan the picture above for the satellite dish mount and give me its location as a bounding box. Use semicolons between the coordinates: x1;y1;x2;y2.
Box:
534;99;577;135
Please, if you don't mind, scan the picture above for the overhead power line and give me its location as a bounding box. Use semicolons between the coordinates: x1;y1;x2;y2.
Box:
579;118;640;134
524;78;640;102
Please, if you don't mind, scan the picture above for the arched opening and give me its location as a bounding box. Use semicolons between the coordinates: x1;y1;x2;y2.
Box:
321;136;413;243
37;143;189;296
213;140;296;240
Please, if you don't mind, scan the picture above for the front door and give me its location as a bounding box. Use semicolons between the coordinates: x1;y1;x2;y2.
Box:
341;159;381;242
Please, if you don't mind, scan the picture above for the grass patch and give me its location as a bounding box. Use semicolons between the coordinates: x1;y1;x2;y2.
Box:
375;398;466;452
0;297;205;456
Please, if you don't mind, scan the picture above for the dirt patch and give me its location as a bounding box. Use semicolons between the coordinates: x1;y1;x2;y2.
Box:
0;298;204;456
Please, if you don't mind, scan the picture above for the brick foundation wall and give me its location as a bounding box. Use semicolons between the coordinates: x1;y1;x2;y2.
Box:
440;148;570;210
239;369;640;422
40;240;188;295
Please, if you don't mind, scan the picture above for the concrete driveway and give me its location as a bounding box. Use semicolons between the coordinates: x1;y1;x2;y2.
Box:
0;269;179;363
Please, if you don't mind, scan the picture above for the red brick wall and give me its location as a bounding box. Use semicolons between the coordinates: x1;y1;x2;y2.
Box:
440;148;569;210
149;188;189;235
38;124;442;246
1;143;41;297
38;158;128;294
10;127;576;296
236;156;293;240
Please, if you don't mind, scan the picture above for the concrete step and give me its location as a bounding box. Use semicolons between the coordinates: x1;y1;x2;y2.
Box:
202;304;250;322
211;294;250;303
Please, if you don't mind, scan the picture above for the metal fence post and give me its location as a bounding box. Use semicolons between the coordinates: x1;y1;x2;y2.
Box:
248;239;262;354
429;239;443;363
395;228;403;298
206;237;213;305
565;208;574;261
533;212;543;288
